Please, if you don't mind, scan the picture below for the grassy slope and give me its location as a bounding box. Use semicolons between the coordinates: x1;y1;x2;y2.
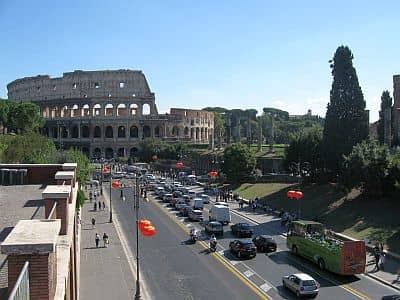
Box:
234;183;400;253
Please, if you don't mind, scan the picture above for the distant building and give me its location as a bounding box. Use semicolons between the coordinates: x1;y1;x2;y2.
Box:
7;70;214;159
289;109;319;120
0;163;79;300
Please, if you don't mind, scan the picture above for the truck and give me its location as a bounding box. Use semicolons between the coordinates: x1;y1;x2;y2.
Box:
208;205;231;225
287;220;366;275
192;198;204;210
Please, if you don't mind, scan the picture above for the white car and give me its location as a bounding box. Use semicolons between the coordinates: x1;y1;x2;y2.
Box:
188;209;203;222
282;273;319;298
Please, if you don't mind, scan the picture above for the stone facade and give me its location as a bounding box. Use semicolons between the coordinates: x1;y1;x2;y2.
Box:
7;70;214;158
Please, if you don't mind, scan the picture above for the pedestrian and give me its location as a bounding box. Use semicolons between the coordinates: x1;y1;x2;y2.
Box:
373;243;381;271
379;252;386;271
89;191;93;202
98;201;101;210
94;202;97;211
379;242;384;253
95;233;100;248
103;233;109;247
102;201;106;210
91;217;96;229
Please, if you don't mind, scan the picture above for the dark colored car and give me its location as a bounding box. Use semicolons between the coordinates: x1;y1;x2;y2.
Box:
252;235;277;252
205;221;224;236
231;222;254;237
180;204;192;217
229;240;257;259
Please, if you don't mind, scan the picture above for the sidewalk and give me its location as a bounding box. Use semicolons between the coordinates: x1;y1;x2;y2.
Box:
218;197;400;291
80;186;135;299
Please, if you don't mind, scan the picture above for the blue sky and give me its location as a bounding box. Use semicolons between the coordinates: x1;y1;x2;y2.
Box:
1;1;400;122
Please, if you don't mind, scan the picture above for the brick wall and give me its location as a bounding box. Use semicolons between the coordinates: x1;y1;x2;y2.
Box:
7;251;56;300
44;198;69;235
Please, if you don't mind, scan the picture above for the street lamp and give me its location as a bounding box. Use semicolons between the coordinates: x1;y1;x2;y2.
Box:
134;175;141;299
109;177;121;223
289;161;311;219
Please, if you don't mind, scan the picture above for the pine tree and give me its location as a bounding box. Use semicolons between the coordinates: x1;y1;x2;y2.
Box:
322;46;369;173
377;90;393;144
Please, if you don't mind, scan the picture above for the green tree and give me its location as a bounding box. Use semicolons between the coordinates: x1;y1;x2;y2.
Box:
322;46;369;173
64;148;92;188
0;99;10;134
341;139;396;196
284;126;323;178
222;143;256;182
377;90;393;144
1;132;57;163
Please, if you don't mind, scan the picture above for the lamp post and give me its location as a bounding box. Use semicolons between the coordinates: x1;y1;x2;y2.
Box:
289;161;311;219
134;175;141;299
109;175;113;223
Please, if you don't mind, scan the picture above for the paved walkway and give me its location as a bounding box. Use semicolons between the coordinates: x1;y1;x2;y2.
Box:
213;197;400;292
80;186;135;299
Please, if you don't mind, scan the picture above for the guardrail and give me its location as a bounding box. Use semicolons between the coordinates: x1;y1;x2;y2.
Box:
8;261;29;300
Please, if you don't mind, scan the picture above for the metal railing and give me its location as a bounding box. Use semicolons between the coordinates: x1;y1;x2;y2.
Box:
47;202;57;220
8;261;29;300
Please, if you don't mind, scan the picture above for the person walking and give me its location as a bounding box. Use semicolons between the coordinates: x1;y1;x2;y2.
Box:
379;252;386;271
94;202;97;211
95;233;100;248
373;243;381;271
102;201;106;210
103;233;109;247
91;217;96;229
98;200;101;211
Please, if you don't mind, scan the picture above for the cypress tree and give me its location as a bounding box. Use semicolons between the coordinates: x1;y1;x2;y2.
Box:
377;90;392;144
322;46;369;173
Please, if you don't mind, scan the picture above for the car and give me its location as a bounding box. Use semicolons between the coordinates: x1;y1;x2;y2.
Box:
188;208;203;222
282;273;319;298
205;221;223;236
180;204;192;217
214;201;229;207
175;199;187;210
163;193;173;203
231;223;254;238
182;195;191;203
199;194;210;204
229;240;257;259
252;235;277;252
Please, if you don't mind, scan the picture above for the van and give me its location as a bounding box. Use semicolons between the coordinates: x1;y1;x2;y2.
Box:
192;198;204;210
209;205;231;224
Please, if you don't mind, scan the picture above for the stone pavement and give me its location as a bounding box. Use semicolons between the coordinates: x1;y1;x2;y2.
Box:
214;196;400;292
79;186;135;299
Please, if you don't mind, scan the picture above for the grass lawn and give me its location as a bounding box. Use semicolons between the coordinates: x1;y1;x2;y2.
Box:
234;182;400;254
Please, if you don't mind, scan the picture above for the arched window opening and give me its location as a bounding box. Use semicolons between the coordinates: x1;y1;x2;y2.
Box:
105;103;113;116
196;128;199;140
72;104;79;117
94;126;101;138
154;126;160;137
61;127;68;138
42;107;50;118
61;106;69;118
130;147;138;158
117;104;127;116
130;103;138;115
72;126;79;138
93;104;102;116
81;125;89;138
184;127;189;136
52;127;58;138
82;104;90;117
143;125;151;138
105;126;113;138
118;126;126;138
105;148;114;159
130;126;138;138
172;126;179;136
190;128;194;139
93;148;102;159
142;103;151;115
117;148;125;157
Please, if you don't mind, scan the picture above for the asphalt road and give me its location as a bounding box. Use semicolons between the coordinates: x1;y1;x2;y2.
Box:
110;180;400;299
111;186;264;300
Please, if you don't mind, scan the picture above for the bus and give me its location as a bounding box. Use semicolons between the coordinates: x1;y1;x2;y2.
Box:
287;220;366;275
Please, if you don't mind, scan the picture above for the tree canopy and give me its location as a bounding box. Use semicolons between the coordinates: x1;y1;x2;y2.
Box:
222;143;256;182
322;46;369;173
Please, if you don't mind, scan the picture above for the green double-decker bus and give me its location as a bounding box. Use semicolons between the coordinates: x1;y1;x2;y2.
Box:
287;220;366;275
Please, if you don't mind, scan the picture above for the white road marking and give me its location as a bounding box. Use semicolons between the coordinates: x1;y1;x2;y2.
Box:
218;250;224;255
244;270;254;278
230;260;239;265
260;283;271;292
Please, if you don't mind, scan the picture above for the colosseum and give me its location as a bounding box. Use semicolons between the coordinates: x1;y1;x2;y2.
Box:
7;69;214;159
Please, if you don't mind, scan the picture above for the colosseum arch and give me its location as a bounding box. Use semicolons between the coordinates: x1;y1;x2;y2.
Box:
184;127;189;136
52;127;58;138
130;147;138;158
130;125;138;138
105;148;114;159
61;106;69;118
143;125;151;138
93;104;102;116
117;104;127;116
118;126;126;138
154;126;160;137
81;125;90;138
42;106;50;118
190;128;194;139
117;148;125;157
142;103;150;115
93;148;102;158
201;128;204;140
94;126;101;138
43;127;49;137
82;104;90;117
61;127;68;138
105;103;114;116
71;125;79;138
196;127;199;140
71;104;80;117
172;126;179;136
51;107;59;118
105;126;113;138
130;103;138;115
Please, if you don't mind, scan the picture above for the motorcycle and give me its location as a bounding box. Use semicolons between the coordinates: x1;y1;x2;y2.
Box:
209;240;217;252
190;232;199;243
